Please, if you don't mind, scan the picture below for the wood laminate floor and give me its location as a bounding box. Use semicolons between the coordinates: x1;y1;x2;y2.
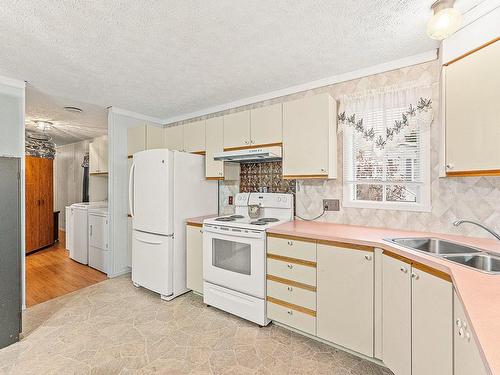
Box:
25;242;107;307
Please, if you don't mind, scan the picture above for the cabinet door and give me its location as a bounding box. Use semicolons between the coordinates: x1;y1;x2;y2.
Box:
186;225;203;294
146;125;165;150
445;40;500;174
317;244;374;356
89;141;99;173
38;157;54;248
250;103;282;146
184;120;206;153
164;125;184;151
223;110;251;149
382;254;411;375
25;156;40;252
283;93;336;178
97;136;108;173
127;125;146;156
205;117;224;179
412;267;453;375
89;214;107;250
453;291;488;375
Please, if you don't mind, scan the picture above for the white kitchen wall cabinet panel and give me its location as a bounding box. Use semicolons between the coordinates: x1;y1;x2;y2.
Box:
205;116;240;180
412;265;453;375
89;136;108;174
163;125;184;151
445;39;500;176
127;125;146;156
250;103;282;147
454;291;488;375
146;125;165;150
186;224;203;294
183;120;206;153
223;110;251;149
317;243;374;357
382;254;412;375
282;93;337;179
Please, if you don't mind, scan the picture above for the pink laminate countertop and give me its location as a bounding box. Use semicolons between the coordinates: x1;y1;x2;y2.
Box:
185;214;218;226
268;221;500;375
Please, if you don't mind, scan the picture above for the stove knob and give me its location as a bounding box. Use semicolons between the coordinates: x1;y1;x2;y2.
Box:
282;196;287;202
277;197;281;202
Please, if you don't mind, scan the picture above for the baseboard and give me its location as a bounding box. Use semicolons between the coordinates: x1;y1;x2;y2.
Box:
107;267;131;278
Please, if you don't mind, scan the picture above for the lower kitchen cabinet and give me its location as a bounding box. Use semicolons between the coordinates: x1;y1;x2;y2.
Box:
186;224;204;294
317;243;374;357
382;253;453;375
454;291;488;375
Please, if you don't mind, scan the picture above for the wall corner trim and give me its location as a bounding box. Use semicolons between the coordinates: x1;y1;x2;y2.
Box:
108;107;163;124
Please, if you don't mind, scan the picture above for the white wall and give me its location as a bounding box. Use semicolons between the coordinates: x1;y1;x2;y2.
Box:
107;108;163;277
0;75;26;308
54;140;90;229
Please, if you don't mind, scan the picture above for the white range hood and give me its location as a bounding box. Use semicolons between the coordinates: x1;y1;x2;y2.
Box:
213;146;282;162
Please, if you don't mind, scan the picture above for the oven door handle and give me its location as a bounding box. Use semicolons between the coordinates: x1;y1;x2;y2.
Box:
203;225;265;239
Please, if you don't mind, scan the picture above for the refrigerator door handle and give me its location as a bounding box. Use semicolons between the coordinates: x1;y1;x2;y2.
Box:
128;162;136;218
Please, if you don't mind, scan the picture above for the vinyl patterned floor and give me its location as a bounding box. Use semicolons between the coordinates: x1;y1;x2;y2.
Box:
1;276;394;374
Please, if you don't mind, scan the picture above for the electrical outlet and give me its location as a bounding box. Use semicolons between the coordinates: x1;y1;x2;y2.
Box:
228;196;233;205
323;199;340;211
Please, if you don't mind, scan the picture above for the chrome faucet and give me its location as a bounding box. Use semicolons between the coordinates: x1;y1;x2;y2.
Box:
453;219;500;240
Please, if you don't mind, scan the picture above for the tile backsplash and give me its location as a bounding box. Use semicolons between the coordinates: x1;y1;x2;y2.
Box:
199;60;500;239
239;162;295;195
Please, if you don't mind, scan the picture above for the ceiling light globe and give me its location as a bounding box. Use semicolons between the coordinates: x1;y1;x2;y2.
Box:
427;7;462;40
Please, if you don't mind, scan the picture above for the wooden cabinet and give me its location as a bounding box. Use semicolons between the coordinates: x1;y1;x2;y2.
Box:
266;234;317;335
183;120;206;153
382;253;453;375
89;135;108;174
146;126;164;150
317;243;374;357
127;125;165;156
205;116;240;180
282;93;337;179
25;156;54;253
163;125;184;151
444;39;500;176
250;103;282;147
186;224;204;294
453;291;488;375
223;110;251;149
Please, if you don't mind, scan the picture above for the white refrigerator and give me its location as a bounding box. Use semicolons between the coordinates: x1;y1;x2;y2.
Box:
129;149;218;300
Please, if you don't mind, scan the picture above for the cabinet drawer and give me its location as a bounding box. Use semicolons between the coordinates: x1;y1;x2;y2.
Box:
267;257;316;286
267;279;316;310
267;236;316;261
267;300;316;335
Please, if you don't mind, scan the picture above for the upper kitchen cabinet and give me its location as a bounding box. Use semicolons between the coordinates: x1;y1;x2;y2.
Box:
89;135;108;174
282;93;337;179
183;119;206;154
205;116;240;180
163;124;184;151
223;110;251;150
444;39;500;176
250;103;282;147
127;124;165;157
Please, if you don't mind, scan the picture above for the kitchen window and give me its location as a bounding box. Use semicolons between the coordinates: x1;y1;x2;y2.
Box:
339;85;432;212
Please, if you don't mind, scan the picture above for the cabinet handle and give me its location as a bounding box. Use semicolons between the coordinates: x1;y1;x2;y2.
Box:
411;272;419;280
250;140;255;144
465;332;471;341
446;164;454;169
287;286;293;292
287;241;293;246
244;140;249;145
364;255;372;261
287;264;294;269
90;225;93;236
199;229;203;234
400;266;408;273
320;168;326;172
458;327;464;338
456;318;462;328
287;310;293;315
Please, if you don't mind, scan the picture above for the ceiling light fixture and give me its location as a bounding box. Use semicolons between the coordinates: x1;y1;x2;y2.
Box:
34;120;53;132
427;0;462;40
63;106;83;113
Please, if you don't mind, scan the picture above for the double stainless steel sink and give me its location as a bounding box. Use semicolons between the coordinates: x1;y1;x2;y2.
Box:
385;237;500;274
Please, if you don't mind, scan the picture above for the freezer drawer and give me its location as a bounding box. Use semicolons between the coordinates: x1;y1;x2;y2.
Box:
132;230;173;297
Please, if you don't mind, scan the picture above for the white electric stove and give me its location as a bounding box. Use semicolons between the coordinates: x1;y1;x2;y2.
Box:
203;192;294;326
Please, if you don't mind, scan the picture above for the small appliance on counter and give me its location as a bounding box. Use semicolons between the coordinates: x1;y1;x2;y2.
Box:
203;192;294;326
129;149;217;300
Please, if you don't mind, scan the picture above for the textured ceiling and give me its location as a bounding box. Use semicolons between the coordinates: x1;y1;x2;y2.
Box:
0;0;483;121
25;86;107;146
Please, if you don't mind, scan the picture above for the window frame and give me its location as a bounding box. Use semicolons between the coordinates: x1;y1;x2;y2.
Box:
342;107;431;213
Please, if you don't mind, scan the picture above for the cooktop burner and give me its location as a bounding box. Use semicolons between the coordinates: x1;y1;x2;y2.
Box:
258;218;279;223
214;214;245;222
249;221;268;225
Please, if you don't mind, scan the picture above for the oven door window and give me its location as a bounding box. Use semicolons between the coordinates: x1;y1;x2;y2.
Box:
212;238;251;275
